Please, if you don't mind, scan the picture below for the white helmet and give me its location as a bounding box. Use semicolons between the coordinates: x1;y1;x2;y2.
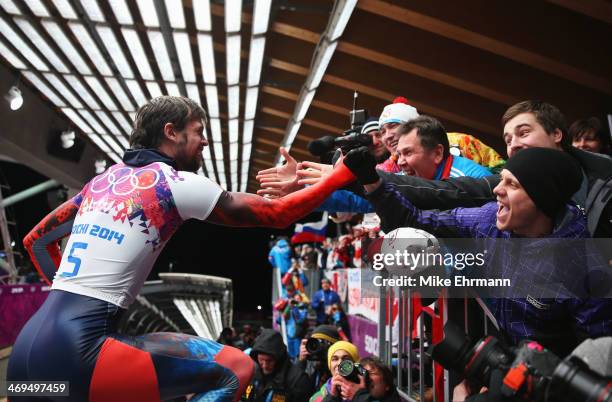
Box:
379;227;440;274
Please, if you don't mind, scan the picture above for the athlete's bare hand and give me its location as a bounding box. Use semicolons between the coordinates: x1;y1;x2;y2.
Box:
256;147;303;198
296;161;334;186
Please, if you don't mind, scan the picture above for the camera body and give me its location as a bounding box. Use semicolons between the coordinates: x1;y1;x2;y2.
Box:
431;321;612;402
306;337;331;361
338;359;369;384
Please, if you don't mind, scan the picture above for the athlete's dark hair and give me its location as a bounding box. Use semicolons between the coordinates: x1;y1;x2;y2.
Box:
130;96;207;149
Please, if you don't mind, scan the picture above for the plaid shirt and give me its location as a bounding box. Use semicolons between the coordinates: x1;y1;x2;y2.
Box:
367;181;612;355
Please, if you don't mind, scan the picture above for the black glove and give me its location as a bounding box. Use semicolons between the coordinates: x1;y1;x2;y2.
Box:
343;146;379;185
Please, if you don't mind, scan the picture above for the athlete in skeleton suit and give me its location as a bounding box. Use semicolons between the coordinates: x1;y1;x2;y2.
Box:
7;97;356;402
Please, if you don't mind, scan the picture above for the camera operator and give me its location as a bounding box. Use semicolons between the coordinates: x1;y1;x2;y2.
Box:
298;325;342;392
361;117;390;164
433;322;612;402
348;357;401;402
310;340;360;402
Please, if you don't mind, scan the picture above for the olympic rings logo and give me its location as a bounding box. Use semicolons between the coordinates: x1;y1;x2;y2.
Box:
90;166;160;196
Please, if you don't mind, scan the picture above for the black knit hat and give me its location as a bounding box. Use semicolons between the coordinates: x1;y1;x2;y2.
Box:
311;325;340;344
504;148;582;219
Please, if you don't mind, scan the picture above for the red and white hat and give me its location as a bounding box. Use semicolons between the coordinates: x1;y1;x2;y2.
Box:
379;96;419;126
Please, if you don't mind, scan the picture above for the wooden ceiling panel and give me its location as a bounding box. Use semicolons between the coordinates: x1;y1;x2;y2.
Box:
393;0;612;79
274;1;334;34
341;8;611;117
262;66;307;92
357;0;612;94
326;52;506;133
266;32;318;71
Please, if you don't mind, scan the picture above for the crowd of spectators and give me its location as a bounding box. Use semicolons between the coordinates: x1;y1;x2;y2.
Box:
255;97;611;402
237;324;399;402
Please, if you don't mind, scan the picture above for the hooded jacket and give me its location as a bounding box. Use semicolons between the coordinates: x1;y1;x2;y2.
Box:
245;329;313;402
269;240;293;275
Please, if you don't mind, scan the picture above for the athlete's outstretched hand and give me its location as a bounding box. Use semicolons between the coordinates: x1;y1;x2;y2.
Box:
256;147;303;198
296;161;333;185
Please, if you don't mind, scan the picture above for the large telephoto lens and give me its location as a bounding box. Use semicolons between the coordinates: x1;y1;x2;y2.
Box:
432;321;511;385
549;356;612;402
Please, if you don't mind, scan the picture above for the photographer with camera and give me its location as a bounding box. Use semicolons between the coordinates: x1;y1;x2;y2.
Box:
310;340;361;402
347;357;401;402
283;293;310;360
299;325;342;392
433;321;612;402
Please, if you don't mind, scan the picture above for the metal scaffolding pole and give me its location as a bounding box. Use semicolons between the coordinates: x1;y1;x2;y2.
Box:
0;188;17;279
0;179;60;281
0;179;59;208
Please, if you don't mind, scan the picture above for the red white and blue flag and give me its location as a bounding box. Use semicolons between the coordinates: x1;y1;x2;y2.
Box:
291;212;328;244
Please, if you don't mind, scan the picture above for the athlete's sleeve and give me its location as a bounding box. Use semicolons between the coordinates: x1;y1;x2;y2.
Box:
23;187;86;284
207;163;356;228
165;169;224;221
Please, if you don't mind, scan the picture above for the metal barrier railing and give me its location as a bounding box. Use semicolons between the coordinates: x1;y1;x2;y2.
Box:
380;286;497;402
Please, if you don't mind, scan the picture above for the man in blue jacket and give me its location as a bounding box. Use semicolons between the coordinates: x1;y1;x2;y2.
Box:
311;278;341;325
268;238;292;275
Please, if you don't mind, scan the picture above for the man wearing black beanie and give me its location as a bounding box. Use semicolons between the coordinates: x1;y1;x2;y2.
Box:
342;146;611;358
495;148;582;236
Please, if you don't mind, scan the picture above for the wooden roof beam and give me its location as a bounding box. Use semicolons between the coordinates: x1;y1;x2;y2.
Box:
357;0;612;94
545;0;612;25
268;57;499;135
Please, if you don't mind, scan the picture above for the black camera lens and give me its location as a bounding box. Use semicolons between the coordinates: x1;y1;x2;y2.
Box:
306;337;322;354
338;359;366;384
550;356;612;402
338;359;355;376
432;321;511;386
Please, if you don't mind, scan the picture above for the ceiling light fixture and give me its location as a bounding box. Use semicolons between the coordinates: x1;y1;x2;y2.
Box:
5;85;23;110
94;159;107;174
60;129;75;148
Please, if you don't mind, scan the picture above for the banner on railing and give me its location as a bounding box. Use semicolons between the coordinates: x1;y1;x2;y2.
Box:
0;283;50;347
323;269;349;303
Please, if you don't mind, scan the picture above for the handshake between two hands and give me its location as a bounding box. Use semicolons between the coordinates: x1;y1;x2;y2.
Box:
254;146;379;199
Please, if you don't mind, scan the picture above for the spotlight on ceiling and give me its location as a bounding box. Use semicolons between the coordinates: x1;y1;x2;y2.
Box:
60;130;76;149
5;86;23;111
94;159;107;174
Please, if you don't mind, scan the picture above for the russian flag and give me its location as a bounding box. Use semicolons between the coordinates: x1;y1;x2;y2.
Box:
291;212;328;244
